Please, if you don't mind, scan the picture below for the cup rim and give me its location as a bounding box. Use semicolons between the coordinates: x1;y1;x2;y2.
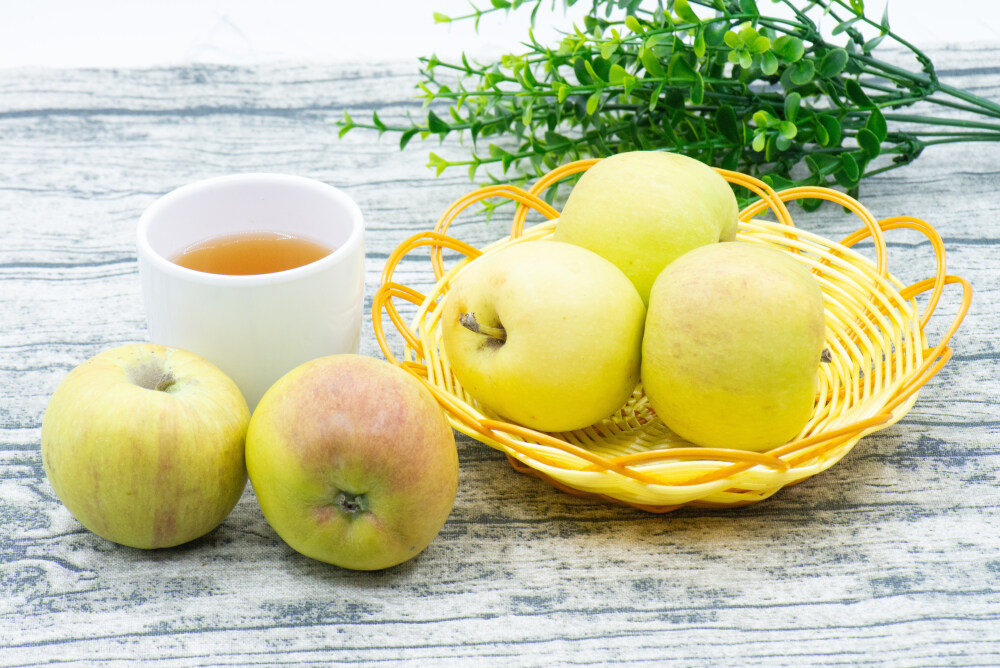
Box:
136;173;364;286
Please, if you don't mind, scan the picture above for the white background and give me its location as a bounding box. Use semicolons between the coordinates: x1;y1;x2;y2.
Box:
0;0;997;69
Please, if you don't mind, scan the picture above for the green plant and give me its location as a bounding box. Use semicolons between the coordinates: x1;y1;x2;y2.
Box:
338;0;1000;209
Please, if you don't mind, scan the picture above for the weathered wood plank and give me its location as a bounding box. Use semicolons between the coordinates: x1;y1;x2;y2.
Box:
1;46;998;666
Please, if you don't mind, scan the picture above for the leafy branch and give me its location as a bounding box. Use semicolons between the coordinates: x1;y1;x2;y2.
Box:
338;0;1000;209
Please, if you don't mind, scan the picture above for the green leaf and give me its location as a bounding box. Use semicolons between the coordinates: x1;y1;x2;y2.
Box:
722;147;741;170
772;35;805;62
789;60;815;86
738;0;759;17
739;24;759;45
432;12;452;23
521;101;533;125
799;197;824;212
723;31;740;49
805;154;823;177
586;90;602;115
609;63;627;84
833;16;862;35
779;120;797;140
866;107;888;142
427;110;450;134
881;4;891;32
483;71;504;88
639;47;667;78
844;78;873;107
856;127;882;157
752;130;765;152
488;144;516;172
693;28;706;58
555;82;570;103
705;21;728;47
668;53;697;81
427;152;449;176
622;73;637;99
819;48;849;78
840;151;860;182
765;133;776;162
399;128;418;150
752;110;773;129
760;51;779;75
818;115;842;147
600;40;618;60
815;121;829;147
784;91;801;123
674;0;701;24
337;110;355;138
625;15;643;33
573;58;592;85
648;79;666;112
750;35;771;54
717;104;742;144
691;72;705;105
371;110;386;134
848;0;865;14
584;59;606;84
763;173;795;190
864;34;886;53
545;130;573;147
491;0;511;7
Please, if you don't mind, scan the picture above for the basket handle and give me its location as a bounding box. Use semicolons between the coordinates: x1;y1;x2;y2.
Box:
429;185;559;280
718;168;797;229
884;273;972;413
373;231;482;366
738;185;890;278
840;215;946;330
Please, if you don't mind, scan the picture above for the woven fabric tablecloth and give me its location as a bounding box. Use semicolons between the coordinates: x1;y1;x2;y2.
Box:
1;48;998;666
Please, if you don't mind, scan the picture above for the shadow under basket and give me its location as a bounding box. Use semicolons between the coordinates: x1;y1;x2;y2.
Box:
374;159;972;513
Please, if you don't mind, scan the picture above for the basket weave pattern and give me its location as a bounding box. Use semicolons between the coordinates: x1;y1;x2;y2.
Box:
374;160;971;512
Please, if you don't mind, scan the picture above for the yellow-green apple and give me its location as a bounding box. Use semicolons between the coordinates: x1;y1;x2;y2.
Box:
441;240;646;432
554;150;739;303
641;242;827;451
40;343;250;549
245;354;458;570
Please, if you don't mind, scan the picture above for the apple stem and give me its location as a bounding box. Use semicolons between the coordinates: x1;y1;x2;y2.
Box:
154;375;176;392
459;312;507;343
337;491;368;516
821;348;833;363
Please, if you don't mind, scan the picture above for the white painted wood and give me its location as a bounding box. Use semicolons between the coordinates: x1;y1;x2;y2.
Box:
1;48;998;666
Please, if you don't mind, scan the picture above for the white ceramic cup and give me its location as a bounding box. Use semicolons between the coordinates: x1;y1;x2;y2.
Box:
137;173;365;409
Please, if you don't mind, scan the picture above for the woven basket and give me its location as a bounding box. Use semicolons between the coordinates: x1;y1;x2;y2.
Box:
374;159;972;512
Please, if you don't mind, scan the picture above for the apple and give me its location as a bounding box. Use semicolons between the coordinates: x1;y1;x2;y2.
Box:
245;354;458;570
554;150;739;303
40;343;250;549
641;242;827;451
441;240;646;432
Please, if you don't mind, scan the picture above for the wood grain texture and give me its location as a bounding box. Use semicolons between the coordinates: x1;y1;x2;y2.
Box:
1;46;998;667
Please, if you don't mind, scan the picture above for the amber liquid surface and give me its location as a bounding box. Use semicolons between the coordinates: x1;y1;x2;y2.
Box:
171;231;334;275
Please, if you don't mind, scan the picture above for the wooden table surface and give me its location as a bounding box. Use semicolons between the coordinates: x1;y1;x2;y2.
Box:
2;45;998;666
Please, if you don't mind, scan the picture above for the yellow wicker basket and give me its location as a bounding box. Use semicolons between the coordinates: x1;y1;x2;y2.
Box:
374;159;972;512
